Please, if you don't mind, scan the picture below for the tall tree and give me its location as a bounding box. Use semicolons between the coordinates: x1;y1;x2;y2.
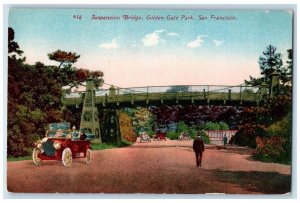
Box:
48;50;80;68
7;28;105;156
280;49;292;90
8;27;23;56
245;45;283;86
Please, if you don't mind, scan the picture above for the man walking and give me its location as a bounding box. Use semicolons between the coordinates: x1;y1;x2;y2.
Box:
193;133;205;167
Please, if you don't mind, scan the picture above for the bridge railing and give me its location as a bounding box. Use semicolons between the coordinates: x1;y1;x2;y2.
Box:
64;85;264;105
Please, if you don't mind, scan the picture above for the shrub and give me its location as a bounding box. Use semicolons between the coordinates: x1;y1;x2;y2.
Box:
254;112;292;163
201;121;229;131
234;130;256;148
176;121;188;133
119;112;138;142
166;131;180;140
197;130;210;144
255;136;285;157
218;121;229;130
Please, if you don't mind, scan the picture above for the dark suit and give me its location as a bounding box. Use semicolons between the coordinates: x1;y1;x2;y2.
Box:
193;137;205;167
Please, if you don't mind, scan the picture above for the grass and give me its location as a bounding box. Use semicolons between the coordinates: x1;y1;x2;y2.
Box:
91;140;132;150
7;156;32;162
7;140;133;162
253;152;291;165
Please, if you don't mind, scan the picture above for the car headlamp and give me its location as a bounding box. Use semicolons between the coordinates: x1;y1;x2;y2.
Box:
42;137;48;143
36;141;43;149
53;141;61;149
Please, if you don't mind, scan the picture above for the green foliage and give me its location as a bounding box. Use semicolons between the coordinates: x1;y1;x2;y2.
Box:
201;121;229;130
166;86;189;93
176;121;188;132
7;27;104;157
254;112;292;164
48;50;80;68
132;107;155;135
245;45;283;86
236;93;291;149
166;131;179;140
197;130;211;144
188;127;197;139
8;27;23;56
218;122;230;130
91;140;132;150
7;156;32;162
254;136;290;164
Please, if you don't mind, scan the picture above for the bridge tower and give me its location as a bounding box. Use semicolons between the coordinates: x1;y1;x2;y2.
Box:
101;86;121;144
80;77;101;142
270;69;280;97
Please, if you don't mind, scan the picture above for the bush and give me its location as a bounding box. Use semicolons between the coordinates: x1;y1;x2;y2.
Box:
256;136;285;157
254;112;292;164
254;136;290;164
166;131;180;140
197;130;210;144
219;121;229;130
119;112;138;142
146;129;155;137
201;121;229;131
176;121;188;133
234;130;256;148
188;126;198;139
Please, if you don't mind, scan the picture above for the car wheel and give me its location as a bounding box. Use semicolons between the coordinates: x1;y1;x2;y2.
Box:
32;148;42;166
86;149;91;164
62;147;72;167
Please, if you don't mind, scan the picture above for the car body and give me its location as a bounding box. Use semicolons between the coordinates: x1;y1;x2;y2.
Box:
139;132;151;143
32;122;92;167
153;128;167;141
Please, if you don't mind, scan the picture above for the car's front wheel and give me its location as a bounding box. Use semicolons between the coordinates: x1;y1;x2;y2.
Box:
62;147;72;167
86;149;91;164
32;148;42;166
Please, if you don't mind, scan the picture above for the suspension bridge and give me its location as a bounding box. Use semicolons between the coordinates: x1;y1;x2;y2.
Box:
62;70;279;143
64;84;268;108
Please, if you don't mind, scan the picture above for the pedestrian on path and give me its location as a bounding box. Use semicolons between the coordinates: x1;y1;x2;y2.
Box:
223;133;228;146
193;133;205;167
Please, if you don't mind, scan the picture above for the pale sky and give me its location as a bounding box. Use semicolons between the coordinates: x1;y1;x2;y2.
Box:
8;9;293;88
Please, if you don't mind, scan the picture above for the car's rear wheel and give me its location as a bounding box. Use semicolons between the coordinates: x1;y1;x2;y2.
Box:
86;149;91;164
32;148;42;166
62;147;72;167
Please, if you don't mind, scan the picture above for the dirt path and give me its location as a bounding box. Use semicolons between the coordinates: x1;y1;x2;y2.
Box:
6;139;291;194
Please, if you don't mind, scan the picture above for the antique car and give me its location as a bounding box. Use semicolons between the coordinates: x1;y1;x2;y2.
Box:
178;132;191;141
153;128;167;141
32;122;92;167
139;132;151;143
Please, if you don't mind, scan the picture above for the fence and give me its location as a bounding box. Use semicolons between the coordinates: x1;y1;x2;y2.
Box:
205;130;238;141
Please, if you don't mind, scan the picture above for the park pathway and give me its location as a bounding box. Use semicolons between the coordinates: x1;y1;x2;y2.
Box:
7;139;291;195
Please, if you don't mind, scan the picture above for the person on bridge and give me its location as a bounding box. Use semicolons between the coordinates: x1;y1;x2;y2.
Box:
193;133;205;167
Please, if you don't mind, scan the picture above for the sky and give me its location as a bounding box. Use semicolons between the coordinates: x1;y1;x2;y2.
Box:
8;8;293;88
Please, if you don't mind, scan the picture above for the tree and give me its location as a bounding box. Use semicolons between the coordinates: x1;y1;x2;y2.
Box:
48;50;80;68
8;27;23;56
131;107;155;135
280;49;292;92
245;45;283;86
166;86;189;93
259;45;283;76
7;28;105;156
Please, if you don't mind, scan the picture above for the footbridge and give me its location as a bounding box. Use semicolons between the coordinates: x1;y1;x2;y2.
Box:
64;84;268;108
62;71;279;143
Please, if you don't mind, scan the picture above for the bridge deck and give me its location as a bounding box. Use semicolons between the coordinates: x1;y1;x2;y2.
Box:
64;88;265;107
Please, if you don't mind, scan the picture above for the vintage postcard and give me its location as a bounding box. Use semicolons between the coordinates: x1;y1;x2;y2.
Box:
6;7;293;196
